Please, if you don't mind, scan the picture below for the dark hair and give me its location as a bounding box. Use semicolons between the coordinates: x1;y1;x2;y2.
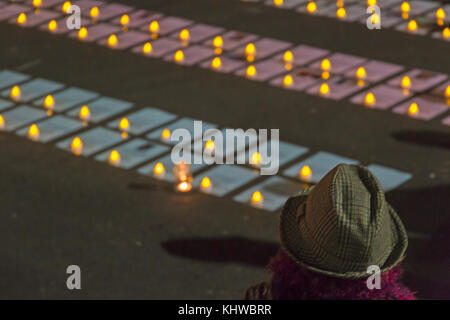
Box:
268;250;416;300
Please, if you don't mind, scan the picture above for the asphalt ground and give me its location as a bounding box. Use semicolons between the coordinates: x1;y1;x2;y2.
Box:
0;0;449;299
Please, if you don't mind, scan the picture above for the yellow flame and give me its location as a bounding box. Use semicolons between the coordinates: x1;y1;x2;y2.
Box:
307;1;317;13
445;85;450;98
401;76;411;89
179;29;190;41
10;85;20;100
28;124;39;140
33;0;42;8
436;8;446;20
204;140;215;151
321;58;331;71
62;1;72;13
408;102;419;116
213;36;223;48
365;92;376;106
177;181;192;192
44;95;55;109
154;162;165;175
79;105;91;120
319;83;330;95
337;7;346;19
367;0;377;6
274;0;284;6
401;1;410;13
283;74;293;87
0;114;4;130
71;137;83;155
120;14;130;25
174;50;184;62
245;43;256;56
142;42;152;54
211;57;222;69
356;67;367;79
161;128;171;140
300;165;312;179
442;27;450;39
17;12;27;25
108;34;118;47
201;176;212;189
48;19;58;31
119;117;129;131
149;20;160;33
283;50;294;63
251;191;263;203
246;65;256;78
251;152;261;165
108;150;121;166
90;6;99;18
408;20;418;32
78;27;88;39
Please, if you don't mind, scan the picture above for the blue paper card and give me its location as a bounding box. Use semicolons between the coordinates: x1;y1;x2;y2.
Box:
1;105;46;132
95;138;169;169
107;107;177;135
367;164;412;191
0;78;64;102
67;97;133;123
15;115;83;143
0;70;30;89
56;127;123;157
193;165;260;197
33;87;100;112
283;151;359;183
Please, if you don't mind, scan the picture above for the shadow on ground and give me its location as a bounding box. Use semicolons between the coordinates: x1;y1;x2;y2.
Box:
391;130;450;150
162;236;279;267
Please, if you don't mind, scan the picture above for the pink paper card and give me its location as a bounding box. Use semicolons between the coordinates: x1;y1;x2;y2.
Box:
97;30;150;50
110;9;163;28
349;84;412;110
430;81;450;98
0;4;30;22
82;3;133;21
9;9;61;27
131;38;182;58
73;0;105;12
234;59;289;81
264;0;308;9
387;69;448;92
323;4;366;22
344;60;404;83
139;16;194;36
392;95;449;120
39;16;91;34
271;45;330;67
169;23;224;44
309;53;367;74
199;56;245;73
203;30;259;52
391;0;439;16
306;77;367;100
227;38;292;62
163;45;214;66
24;0;64;8
69;23;121;42
296;0;334;15
269;67;323;91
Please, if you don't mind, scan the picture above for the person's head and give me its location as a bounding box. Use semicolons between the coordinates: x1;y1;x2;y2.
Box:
275;164;412;299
